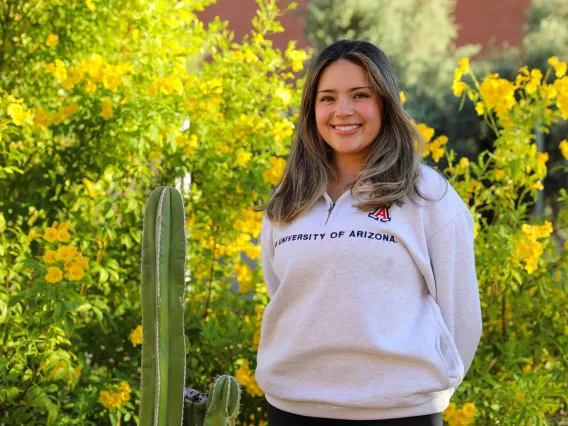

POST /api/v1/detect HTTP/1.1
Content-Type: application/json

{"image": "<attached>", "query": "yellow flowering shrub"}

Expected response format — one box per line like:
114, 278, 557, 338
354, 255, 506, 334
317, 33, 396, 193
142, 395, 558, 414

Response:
1, 0, 307, 424
424, 55, 568, 425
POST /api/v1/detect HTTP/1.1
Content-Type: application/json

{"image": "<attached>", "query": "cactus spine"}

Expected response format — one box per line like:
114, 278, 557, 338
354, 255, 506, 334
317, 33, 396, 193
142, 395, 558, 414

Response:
140, 187, 187, 426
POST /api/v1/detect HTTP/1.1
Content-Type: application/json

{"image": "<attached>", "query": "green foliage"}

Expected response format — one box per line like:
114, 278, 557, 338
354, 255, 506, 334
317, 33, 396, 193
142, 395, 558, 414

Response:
0, 0, 307, 424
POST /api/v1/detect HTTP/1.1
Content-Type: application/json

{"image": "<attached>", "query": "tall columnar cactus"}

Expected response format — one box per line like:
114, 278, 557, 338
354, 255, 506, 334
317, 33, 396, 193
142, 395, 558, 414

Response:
140, 186, 242, 426
140, 187, 187, 426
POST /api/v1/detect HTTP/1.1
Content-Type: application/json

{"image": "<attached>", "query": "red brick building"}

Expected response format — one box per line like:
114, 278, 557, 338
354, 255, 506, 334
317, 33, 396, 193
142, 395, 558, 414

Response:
196, 0, 532, 55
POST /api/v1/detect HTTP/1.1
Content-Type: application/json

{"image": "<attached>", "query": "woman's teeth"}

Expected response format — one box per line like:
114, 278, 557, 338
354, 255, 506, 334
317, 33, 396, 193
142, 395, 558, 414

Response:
333, 124, 361, 131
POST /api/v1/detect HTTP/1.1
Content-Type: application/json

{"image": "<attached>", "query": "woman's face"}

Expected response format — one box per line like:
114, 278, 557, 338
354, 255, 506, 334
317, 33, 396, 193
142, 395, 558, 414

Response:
314, 59, 384, 159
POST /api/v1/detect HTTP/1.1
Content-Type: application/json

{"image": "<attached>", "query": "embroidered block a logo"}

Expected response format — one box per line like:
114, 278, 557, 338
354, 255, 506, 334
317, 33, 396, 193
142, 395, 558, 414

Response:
368, 206, 391, 223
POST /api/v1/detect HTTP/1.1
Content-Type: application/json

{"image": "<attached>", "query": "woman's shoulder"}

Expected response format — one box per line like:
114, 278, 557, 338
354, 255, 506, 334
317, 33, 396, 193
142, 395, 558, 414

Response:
414, 163, 471, 234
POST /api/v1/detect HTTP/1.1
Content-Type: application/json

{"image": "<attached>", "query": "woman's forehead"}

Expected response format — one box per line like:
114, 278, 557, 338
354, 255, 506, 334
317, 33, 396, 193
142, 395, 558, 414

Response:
316, 60, 370, 90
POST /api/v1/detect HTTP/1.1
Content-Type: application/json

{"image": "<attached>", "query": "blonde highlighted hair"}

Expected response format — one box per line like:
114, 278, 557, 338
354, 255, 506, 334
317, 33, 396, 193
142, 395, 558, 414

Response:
255, 39, 447, 225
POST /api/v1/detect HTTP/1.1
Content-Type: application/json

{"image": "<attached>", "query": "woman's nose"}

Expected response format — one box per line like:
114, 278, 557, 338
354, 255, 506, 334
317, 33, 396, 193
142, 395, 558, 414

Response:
335, 97, 354, 116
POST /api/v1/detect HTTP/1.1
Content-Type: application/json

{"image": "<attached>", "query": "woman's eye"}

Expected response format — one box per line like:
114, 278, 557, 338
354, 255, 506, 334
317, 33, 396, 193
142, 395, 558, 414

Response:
320, 93, 368, 102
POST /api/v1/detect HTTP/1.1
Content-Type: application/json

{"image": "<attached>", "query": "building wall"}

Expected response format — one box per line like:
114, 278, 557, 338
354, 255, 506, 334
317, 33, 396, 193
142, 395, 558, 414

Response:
453, 0, 532, 55
196, 0, 533, 55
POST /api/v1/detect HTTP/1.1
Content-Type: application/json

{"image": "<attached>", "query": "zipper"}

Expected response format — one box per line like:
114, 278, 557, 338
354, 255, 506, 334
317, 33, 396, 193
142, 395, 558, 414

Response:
324, 201, 335, 225
323, 187, 350, 226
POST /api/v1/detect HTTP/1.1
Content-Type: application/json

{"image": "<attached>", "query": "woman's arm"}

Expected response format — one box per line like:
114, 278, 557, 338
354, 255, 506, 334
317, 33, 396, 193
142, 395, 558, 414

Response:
427, 209, 483, 379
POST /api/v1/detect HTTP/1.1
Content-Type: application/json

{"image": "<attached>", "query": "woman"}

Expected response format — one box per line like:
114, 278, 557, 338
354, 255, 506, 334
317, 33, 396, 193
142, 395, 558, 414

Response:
253, 39, 482, 426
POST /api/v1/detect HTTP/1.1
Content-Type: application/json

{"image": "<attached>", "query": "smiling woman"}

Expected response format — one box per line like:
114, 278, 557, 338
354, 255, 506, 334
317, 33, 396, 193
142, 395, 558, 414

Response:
253, 39, 482, 425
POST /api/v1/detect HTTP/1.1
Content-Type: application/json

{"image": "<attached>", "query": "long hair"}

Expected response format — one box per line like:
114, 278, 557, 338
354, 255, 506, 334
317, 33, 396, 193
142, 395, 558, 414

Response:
254, 39, 447, 225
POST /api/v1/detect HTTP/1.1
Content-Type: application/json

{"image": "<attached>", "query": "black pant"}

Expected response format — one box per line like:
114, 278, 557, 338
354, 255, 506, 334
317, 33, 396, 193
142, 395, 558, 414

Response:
267, 400, 443, 426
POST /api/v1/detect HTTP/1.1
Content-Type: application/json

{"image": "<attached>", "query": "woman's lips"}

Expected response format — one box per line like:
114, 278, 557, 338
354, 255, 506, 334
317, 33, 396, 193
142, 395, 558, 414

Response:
331, 124, 362, 135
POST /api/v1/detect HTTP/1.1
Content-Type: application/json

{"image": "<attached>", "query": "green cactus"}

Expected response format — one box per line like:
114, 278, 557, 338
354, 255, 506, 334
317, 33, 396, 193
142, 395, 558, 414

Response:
203, 375, 241, 426
140, 186, 187, 426
140, 186, 242, 426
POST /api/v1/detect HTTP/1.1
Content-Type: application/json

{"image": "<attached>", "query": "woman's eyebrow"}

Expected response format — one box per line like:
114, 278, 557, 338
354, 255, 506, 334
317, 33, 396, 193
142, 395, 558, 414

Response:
316, 86, 372, 94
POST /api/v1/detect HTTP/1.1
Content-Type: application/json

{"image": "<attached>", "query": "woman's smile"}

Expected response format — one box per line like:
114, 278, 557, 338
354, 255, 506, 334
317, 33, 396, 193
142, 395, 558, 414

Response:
331, 124, 363, 135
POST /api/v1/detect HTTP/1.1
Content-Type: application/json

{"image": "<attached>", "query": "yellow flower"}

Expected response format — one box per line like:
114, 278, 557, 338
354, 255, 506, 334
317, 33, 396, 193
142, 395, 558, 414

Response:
416, 123, 435, 143
84, 79, 97, 93
85, 0, 96, 11
43, 227, 59, 243
452, 80, 467, 97
458, 57, 470, 74
51, 59, 68, 81
494, 168, 505, 181
27, 231, 42, 241
532, 181, 544, 190
252, 33, 265, 44
34, 109, 50, 127
117, 381, 131, 403
252, 328, 261, 351
538, 221, 553, 238
431, 146, 446, 163
542, 84, 557, 99
130, 325, 143, 346
55, 244, 77, 261
46, 34, 59, 47
548, 56, 560, 67
57, 227, 71, 242
462, 402, 476, 417
62, 78, 75, 90
554, 61, 567, 79
43, 250, 57, 264
558, 92, 568, 120
400, 91, 407, 104
45, 267, 63, 284
443, 402, 456, 419
244, 244, 260, 260
275, 87, 291, 106
263, 157, 286, 186
459, 157, 469, 168
66, 264, 85, 281
286, 49, 308, 72
453, 409, 473, 424
560, 139, 568, 160
244, 50, 258, 64
7, 103, 29, 126
522, 363, 532, 374
236, 150, 252, 168
480, 74, 516, 112
536, 152, 549, 164
475, 102, 484, 116
100, 100, 113, 119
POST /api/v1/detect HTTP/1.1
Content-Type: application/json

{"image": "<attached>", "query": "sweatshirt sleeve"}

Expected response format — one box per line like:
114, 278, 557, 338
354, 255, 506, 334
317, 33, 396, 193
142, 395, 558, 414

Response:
260, 213, 281, 298
427, 209, 483, 378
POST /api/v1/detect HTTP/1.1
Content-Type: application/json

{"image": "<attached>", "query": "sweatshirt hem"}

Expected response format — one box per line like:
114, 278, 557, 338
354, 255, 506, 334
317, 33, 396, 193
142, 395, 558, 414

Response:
265, 390, 454, 421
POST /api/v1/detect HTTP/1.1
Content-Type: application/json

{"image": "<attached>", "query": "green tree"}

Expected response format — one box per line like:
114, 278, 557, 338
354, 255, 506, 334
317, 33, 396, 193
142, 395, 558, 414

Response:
305, 0, 480, 95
